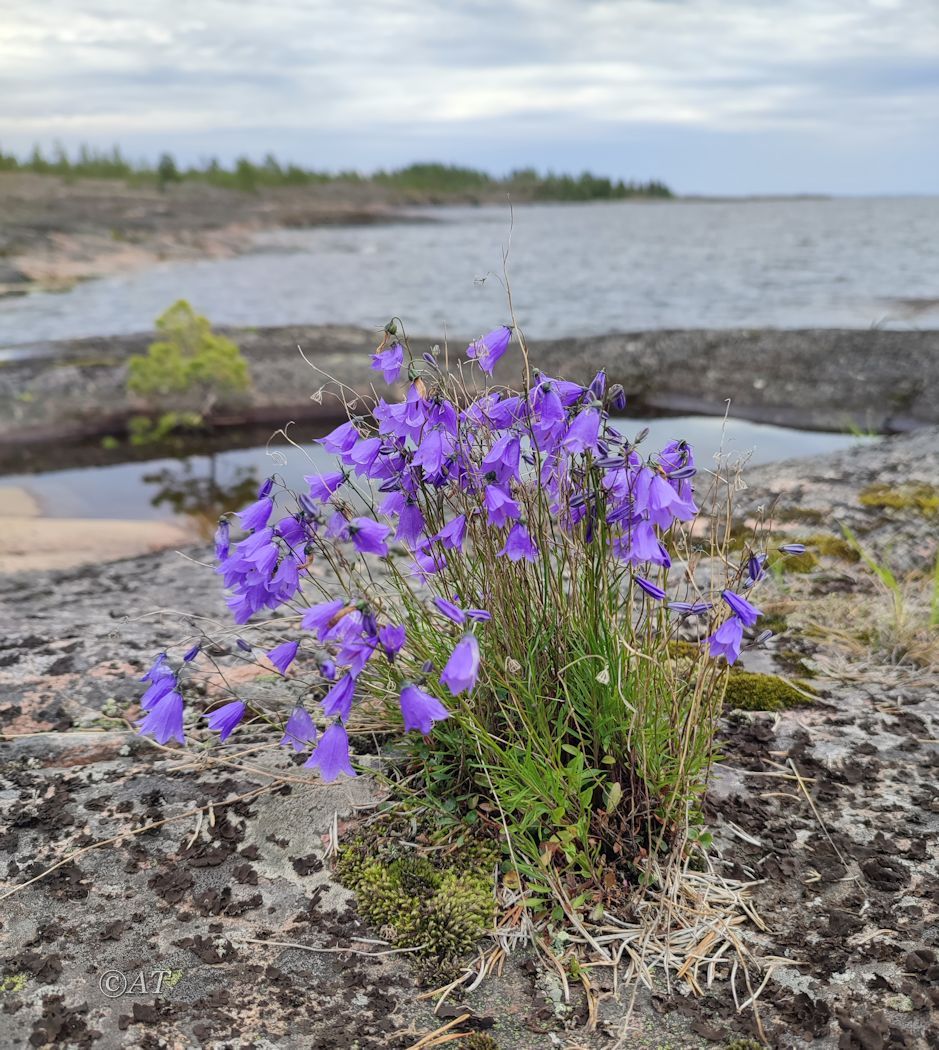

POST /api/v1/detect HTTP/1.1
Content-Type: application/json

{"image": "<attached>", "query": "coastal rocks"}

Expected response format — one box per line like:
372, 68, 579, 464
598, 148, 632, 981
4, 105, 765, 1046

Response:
529, 327, 939, 433
0, 171, 402, 291
739, 425, 939, 574
2, 325, 939, 455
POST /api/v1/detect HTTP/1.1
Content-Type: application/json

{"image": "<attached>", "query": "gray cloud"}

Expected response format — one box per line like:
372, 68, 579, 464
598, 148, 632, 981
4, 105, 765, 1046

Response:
0, 0, 936, 192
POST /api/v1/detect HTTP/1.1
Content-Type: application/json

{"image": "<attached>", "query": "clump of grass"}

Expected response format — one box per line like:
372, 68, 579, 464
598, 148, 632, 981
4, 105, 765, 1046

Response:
462, 1036, 499, 1050
797, 527, 939, 668
128, 292, 788, 1006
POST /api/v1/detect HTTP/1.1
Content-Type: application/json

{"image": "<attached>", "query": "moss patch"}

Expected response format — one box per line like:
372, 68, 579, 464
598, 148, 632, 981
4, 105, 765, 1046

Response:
463, 1037, 499, 1050
776, 549, 819, 574
773, 648, 817, 679
859, 483, 939, 517
776, 506, 827, 525
758, 611, 788, 636
336, 821, 498, 982
801, 533, 861, 563
0, 972, 27, 993
667, 641, 815, 708
723, 670, 814, 711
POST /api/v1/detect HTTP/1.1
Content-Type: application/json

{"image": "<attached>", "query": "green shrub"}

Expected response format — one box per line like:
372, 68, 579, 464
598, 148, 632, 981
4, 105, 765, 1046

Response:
127, 300, 250, 430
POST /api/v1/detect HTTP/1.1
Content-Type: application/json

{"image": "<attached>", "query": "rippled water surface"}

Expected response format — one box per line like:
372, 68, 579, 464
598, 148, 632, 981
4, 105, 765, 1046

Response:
1, 197, 937, 346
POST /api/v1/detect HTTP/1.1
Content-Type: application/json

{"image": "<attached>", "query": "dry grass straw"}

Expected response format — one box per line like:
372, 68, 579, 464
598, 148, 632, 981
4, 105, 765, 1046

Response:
417, 847, 780, 1040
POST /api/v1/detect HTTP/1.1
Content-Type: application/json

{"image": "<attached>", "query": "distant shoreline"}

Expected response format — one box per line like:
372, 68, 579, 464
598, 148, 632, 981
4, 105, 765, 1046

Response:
5, 171, 925, 297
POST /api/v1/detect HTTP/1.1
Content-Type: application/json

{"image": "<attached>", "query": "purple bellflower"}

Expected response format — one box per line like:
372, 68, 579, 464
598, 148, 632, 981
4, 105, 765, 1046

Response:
378, 624, 406, 661
280, 706, 317, 752
276, 514, 308, 549
348, 517, 391, 557
140, 651, 170, 683
371, 342, 405, 383
237, 496, 274, 532
747, 553, 768, 584
721, 590, 762, 627
321, 673, 356, 722
483, 485, 520, 527
305, 723, 356, 780
305, 471, 345, 503
707, 616, 745, 665
140, 673, 176, 710
204, 700, 247, 741
440, 633, 481, 695
562, 407, 602, 456
635, 576, 666, 601
395, 501, 426, 545
137, 689, 185, 745
498, 522, 539, 563
482, 434, 521, 484
612, 521, 670, 567
214, 520, 230, 560
266, 640, 299, 675
319, 419, 359, 455
668, 600, 713, 616
412, 428, 455, 478
433, 596, 466, 624
301, 598, 346, 638
399, 683, 451, 734
434, 514, 467, 551
433, 596, 489, 624
467, 325, 512, 374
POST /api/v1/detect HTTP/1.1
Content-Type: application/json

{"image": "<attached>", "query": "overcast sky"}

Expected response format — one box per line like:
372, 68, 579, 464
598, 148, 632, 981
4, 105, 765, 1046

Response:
1, 0, 937, 195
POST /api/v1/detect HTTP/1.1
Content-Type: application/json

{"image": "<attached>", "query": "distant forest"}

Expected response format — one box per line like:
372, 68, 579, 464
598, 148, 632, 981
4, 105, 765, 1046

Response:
0, 144, 673, 202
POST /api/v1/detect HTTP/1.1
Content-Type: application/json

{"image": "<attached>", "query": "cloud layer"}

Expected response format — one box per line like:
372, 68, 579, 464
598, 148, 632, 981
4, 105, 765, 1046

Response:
1, 0, 937, 193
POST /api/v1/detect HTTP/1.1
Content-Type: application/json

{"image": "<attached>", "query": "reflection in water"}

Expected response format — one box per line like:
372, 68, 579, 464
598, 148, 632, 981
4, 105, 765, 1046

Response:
3, 417, 875, 526
142, 457, 259, 538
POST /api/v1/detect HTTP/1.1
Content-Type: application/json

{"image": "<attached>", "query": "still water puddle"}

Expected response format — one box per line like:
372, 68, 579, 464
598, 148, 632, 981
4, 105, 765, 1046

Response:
3, 415, 874, 531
